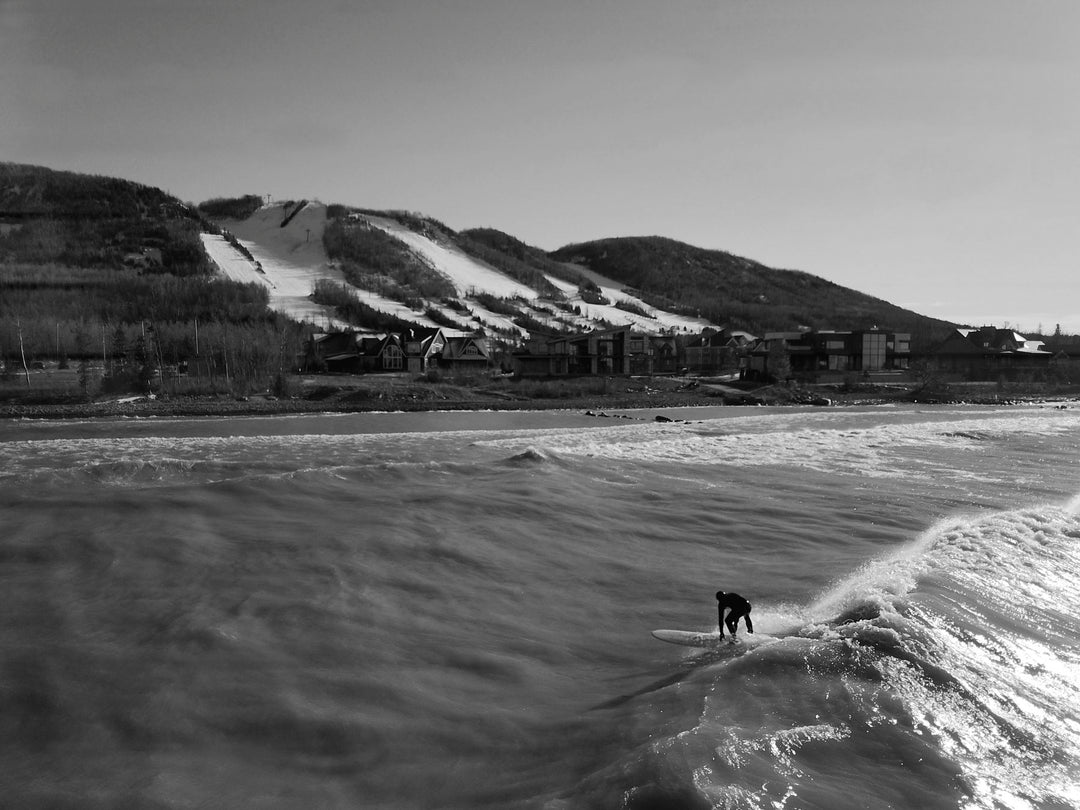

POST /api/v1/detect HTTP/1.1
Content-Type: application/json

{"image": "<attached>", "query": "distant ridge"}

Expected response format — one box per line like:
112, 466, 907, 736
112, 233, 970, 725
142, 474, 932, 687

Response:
550, 236, 955, 346
2, 162, 954, 347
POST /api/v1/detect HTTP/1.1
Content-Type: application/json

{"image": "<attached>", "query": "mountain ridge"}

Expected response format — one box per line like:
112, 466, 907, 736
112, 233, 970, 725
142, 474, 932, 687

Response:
2, 162, 955, 349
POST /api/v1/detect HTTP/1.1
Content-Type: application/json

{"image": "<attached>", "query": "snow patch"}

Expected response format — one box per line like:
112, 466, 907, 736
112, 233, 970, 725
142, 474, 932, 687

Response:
359, 214, 539, 301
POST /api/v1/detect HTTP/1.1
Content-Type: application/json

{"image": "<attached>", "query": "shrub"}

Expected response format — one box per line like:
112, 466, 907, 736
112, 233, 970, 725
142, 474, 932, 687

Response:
196, 195, 264, 220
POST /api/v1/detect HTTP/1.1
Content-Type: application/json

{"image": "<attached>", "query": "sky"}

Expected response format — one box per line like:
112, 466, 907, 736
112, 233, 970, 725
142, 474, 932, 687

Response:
3, 0, 1078, 333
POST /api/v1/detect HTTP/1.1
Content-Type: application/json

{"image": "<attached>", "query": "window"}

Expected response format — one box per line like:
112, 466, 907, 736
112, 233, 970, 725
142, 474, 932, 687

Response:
862, 333, 887, 370
383, 345, 403, 370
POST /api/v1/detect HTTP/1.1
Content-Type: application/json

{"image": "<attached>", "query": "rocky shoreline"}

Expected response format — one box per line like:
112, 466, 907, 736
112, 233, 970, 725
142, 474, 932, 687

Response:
2, 377, 1077, 422
0, 389, 716, 421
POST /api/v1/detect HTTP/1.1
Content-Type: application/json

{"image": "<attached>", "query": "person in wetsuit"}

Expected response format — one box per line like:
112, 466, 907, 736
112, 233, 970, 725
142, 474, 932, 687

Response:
716, 591, 754, 640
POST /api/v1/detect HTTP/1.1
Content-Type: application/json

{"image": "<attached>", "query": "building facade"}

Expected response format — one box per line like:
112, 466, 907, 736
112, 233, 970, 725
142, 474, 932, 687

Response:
928, 327, 1051, 380
513, 326, 678, 377
307, 327, 489, 375
744, 329, 912, 381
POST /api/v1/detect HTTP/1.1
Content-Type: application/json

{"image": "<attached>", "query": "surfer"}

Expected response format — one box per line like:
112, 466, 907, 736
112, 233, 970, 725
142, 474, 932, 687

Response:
716, 591, 753, 640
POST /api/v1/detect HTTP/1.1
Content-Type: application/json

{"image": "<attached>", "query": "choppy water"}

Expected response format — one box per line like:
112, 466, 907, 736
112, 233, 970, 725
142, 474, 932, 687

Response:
2, 403, 1079, 810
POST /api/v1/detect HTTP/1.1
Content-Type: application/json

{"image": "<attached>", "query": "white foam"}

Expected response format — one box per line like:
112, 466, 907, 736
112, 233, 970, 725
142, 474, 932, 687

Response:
474, 407, 1080, 482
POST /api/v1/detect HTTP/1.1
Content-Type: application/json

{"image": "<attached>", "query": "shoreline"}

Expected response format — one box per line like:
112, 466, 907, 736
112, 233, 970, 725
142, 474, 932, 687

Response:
2, 378, 1077, 422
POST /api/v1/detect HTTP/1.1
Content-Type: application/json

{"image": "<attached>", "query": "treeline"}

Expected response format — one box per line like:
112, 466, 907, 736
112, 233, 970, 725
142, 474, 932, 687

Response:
1, 265, 298, 387
2, 263, 271, 323
450, 229, 565, 298
2, 313, 307, 396
0, 216, 211, 276
1, 162, 179, 220
323, 218, 456, 300
310, 279, 427, 333
0, 164, 309, 397
197, 195, 264, 221
459, 228, 585, 289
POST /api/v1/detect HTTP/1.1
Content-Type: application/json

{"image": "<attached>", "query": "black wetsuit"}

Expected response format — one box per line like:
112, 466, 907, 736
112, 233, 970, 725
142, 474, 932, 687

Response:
717, 591, 754, 637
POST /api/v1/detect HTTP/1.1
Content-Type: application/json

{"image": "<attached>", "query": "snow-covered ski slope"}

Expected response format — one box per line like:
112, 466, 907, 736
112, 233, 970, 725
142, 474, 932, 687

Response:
202, 202, 720, 337
360, 214, 537, 300
359, 213, 714, 333
201, 202, 442, 330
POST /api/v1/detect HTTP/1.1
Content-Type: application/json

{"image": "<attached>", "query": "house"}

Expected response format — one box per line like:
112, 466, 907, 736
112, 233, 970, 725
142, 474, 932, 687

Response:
684, 328, 757, 374
513, 326, 678, 377
929, 327, 1052, 380
439, 333, 491, 371
308, 327, 491, 375
307, 331, 405, 373
744, 329, 912, 381
403, 327, 491, 374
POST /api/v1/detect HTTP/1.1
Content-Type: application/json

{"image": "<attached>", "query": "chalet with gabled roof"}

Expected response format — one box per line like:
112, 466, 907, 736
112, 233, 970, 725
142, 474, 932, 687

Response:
929, 327, 1051, 380
404, 327, 490, 373
307, 331, 406, 374
307, 327, 489, 375
684, 328, 756, 374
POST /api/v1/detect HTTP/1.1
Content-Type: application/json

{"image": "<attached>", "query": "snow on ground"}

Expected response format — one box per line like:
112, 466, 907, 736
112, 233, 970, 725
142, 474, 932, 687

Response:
361, 211, 717, 335
544, 267, 718, 333
202, 201, 719, 339
463, 301, 526, 337
202, 201, 432, 330
200, 231, 346, 329
200, 233, 259, 284
359, 214, 539, 300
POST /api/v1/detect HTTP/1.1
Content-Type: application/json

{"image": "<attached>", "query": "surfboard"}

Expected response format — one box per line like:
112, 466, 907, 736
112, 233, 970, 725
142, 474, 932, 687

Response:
652, 629, 736, 648
651, 629, 774, 649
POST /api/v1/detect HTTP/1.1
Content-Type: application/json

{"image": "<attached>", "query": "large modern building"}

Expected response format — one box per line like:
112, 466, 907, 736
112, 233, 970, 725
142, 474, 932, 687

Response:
513, 326, 678, 377
744, 329, 912, 381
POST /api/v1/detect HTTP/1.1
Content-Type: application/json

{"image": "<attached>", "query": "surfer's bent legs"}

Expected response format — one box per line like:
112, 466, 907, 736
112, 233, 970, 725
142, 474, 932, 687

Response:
725, 606, 752, 636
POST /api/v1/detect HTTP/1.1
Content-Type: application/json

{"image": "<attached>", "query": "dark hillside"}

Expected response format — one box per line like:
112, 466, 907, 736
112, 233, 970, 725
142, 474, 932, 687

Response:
0, 162, 179, 220
0, 164, 302, 399
551, 236, 954, 347
1, 162, 208, 274
456, 228, 582, 295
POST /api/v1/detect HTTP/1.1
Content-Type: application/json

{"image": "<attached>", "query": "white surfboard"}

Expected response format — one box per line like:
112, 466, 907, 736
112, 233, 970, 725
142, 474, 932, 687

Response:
651, 629, 772, 649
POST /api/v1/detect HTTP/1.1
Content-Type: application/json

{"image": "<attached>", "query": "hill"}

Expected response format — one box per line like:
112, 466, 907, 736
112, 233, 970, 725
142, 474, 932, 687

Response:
197, 200, 721, 342
0, 163, 306, 398
550, 236, 955, 348
4, 162, 962, 405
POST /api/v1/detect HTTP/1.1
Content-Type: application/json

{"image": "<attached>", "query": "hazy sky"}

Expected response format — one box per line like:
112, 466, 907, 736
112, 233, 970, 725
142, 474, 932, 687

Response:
3, 0, 1078, 332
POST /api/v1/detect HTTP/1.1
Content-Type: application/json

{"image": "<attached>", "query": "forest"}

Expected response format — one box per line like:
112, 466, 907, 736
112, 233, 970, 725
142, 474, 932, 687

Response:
0, 164, 307, 399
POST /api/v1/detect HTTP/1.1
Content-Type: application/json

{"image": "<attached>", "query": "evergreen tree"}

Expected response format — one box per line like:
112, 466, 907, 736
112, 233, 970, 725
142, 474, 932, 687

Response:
767, 339, 792, 383
110, 324, 127, 375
